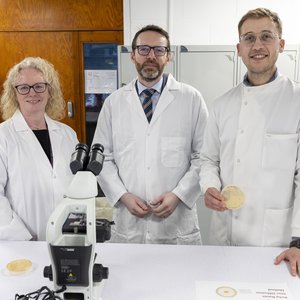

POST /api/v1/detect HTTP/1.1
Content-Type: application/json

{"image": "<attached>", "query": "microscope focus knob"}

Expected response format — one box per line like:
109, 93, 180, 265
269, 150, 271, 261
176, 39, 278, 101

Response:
93, 263, 109, 282
43, 265, 53, 281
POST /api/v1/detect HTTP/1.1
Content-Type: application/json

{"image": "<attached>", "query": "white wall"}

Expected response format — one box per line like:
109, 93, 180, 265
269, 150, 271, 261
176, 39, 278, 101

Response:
124, 0, 300, 45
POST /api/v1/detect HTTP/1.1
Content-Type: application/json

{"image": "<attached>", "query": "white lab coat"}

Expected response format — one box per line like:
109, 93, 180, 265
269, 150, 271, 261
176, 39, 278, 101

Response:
0, 110, 78, 241
200, 74, 300, 247
93, 74, 208, 244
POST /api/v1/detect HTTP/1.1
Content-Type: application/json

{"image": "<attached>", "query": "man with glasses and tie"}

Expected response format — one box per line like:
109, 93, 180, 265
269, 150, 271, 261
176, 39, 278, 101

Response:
93, 24, 208, 244
200, 8, 300, 276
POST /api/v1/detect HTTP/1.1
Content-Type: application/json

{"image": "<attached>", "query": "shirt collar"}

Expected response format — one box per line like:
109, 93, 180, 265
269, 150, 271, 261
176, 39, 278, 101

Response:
243, 69, 278, 86
136, 77, 163, 95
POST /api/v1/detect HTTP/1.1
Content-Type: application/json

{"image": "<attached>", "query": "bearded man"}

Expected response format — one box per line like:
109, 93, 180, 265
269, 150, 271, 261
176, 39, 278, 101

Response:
92, 24, 208, 244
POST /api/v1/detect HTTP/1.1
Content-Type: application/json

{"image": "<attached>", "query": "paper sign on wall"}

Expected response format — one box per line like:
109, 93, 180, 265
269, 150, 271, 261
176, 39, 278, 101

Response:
85, 70, 117, 94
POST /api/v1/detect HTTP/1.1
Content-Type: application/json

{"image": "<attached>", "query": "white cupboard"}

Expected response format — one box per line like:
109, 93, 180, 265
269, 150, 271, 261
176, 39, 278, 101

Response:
177, 45, 237, 110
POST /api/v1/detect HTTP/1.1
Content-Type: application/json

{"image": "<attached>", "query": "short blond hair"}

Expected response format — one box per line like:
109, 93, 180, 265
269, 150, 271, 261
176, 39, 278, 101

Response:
0, 57, 66, 120
238, 8, 282, 38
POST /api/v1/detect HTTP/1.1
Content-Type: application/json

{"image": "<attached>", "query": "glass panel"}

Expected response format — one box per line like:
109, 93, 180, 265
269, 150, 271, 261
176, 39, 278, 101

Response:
83, 43, 118, 147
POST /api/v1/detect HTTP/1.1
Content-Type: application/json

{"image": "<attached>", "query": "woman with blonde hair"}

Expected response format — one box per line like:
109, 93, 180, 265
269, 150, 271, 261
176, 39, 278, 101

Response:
0, 57, 78, 240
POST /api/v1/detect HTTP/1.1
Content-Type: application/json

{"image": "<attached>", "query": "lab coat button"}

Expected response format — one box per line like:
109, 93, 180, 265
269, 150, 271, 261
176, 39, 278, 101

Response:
244, 101, 248, 105
240, 129, 244, 134
237, 159, 240, 163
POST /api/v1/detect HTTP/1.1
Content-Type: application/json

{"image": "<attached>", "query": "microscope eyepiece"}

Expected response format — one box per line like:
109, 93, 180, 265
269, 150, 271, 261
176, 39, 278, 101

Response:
70, 143, 89, 174
87, 143, 105, 176
92, 143, 104, 153
70, 143, 105, 175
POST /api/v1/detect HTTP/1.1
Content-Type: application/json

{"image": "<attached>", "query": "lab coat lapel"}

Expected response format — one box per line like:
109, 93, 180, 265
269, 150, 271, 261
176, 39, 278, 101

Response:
13, 110, 53, 169
123, 75, 180, 125
13, 109, 31, 132
124, 79, 149, 122
45, 115, 62, 169
150, 75, 179, 125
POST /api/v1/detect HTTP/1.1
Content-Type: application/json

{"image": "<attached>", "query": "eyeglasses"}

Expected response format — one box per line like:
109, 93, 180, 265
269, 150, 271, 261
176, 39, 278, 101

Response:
15, 82, 48, 95
135, 45, 169, 56
239, 31, 279, 46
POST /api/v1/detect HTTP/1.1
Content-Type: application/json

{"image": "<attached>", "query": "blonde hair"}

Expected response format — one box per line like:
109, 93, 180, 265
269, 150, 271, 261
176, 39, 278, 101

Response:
238, 7, 282, 38
0, 57, 66, 120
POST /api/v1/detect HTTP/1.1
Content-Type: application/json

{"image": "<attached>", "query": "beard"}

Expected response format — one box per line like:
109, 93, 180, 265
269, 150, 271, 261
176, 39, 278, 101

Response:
135, 59, 164, 82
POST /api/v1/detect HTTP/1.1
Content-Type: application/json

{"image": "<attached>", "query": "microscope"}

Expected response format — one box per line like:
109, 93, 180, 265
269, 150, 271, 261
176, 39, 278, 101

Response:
44, 143, 112, 300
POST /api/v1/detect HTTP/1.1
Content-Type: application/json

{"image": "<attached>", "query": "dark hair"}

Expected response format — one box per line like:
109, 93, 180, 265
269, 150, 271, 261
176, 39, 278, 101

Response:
238, 7, 282, 38
131, 24, 170, 50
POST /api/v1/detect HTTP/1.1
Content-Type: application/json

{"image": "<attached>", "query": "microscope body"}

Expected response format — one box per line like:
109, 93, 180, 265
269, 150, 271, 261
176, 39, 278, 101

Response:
44, 144, 109, 300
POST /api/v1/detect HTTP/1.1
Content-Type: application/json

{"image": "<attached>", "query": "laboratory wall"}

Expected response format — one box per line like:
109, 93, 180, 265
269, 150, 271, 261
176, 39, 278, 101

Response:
124, 0, 300, 45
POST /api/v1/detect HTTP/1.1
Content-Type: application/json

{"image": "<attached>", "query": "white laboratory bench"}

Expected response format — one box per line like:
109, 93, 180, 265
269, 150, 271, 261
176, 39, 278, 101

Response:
0, 241, 299, 300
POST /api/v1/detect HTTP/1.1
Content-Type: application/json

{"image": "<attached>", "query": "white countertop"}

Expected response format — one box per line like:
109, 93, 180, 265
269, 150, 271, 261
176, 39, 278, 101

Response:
0, 241, 299, 299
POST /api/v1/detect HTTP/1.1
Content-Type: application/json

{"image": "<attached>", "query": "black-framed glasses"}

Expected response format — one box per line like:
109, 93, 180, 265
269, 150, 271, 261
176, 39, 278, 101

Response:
135, 45, 169, 56
239, 31, 279, 46
15, 82, 48, 95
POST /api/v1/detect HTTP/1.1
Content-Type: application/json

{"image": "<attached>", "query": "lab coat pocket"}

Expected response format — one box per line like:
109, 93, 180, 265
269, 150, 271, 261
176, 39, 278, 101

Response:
262, 133, 298, 170
161, 137, 186, 167
263, 207, 292, 247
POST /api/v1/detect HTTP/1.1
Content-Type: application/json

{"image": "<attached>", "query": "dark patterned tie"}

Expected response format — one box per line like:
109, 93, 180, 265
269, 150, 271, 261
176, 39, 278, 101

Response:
142, 89, 156, 123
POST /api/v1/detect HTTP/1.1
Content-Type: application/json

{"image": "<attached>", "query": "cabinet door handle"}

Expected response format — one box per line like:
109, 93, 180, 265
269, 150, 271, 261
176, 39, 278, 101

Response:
67, 101, 73, 118
225, 54, 234, 62
287, 54, 295, 61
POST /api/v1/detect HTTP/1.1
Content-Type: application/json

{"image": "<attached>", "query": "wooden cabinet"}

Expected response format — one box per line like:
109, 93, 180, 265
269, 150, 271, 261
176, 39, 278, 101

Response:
0, 31, 80, 131
0, 0, 123, 142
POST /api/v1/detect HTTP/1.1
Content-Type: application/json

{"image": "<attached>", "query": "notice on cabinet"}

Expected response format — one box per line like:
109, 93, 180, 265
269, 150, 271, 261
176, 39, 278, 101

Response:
196, 281, 294, 299
85, 70, 117, 94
